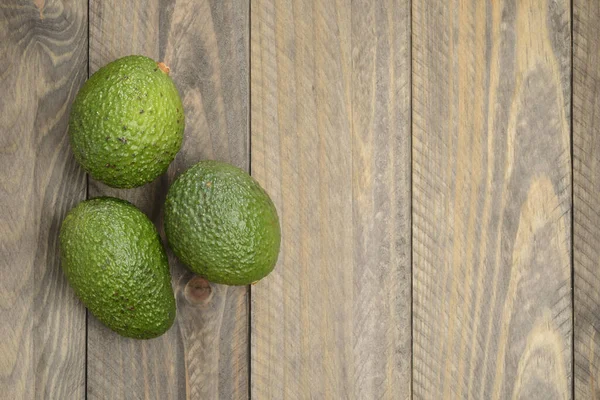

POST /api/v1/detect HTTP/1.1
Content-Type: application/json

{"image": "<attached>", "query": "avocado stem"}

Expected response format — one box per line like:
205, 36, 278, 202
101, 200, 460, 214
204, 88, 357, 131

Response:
157, 62, 170, 75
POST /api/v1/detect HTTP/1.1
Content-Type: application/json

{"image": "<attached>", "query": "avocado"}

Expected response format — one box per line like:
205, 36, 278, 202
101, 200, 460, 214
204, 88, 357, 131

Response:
68, 55, 185, 188
60, 197, 176, 339
164, 161, 281, 285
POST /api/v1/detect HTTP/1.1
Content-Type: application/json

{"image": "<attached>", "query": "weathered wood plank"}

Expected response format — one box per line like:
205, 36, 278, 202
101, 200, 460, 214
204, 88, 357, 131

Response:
574, 1, 600, 398
250, 0, 411, 398
350, 0, 411, 397
0, 0, 88, 398
412, 0, 572, 399
87, 0, 249, 398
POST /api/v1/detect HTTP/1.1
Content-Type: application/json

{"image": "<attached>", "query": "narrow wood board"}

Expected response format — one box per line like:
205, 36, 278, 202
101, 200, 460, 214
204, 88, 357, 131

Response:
250, 0, 411, 398
0, 0, 88, 398
412, 0, 572, 399
87, 0, 249, 398
574, 0, 600, 398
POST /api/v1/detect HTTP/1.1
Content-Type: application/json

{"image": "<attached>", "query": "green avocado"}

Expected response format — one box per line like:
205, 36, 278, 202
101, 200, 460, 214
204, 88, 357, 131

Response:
164, 161, 281, 285
68, 55, 184, 188
60, 197, 176, 339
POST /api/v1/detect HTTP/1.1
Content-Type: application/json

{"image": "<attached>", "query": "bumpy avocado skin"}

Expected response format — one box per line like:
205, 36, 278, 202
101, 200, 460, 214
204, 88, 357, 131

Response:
68, 55, 185, 188
164, 161, 281, 285
60, 197, 176, 339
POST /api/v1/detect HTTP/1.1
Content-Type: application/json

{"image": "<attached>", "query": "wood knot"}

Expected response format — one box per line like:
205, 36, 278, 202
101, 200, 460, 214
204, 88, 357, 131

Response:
34, 0, 45, 19
184, 276, 212, 305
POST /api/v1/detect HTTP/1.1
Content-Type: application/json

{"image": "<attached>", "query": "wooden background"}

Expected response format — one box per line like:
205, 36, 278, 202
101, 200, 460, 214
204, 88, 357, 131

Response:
2, 0, 600, 398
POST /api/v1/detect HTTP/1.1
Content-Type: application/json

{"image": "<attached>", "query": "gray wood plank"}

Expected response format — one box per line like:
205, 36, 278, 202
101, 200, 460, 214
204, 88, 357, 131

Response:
350, 0, 412, 397
0, 0, 88, 398
250, 0, 411, 398
574, 1, 600, 398
412, 0, 572, 399
87, 0, 249, 398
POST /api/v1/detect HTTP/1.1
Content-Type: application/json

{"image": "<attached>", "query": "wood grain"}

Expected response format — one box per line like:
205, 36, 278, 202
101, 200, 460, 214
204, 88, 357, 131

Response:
573, 1, 600, 398
87, 0, 249, 398
412, 0, 572, 399
250, 0, 411, 398
350, 0, 411, 397
0, 0, 88, 398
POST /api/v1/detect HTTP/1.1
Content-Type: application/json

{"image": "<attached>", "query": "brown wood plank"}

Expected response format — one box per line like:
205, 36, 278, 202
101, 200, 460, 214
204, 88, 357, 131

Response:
412, 0, 572, 399
0, 0, 88, 398
250, 0, 411, 398
87, 0, 249, 398
574, 1, 600, 398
